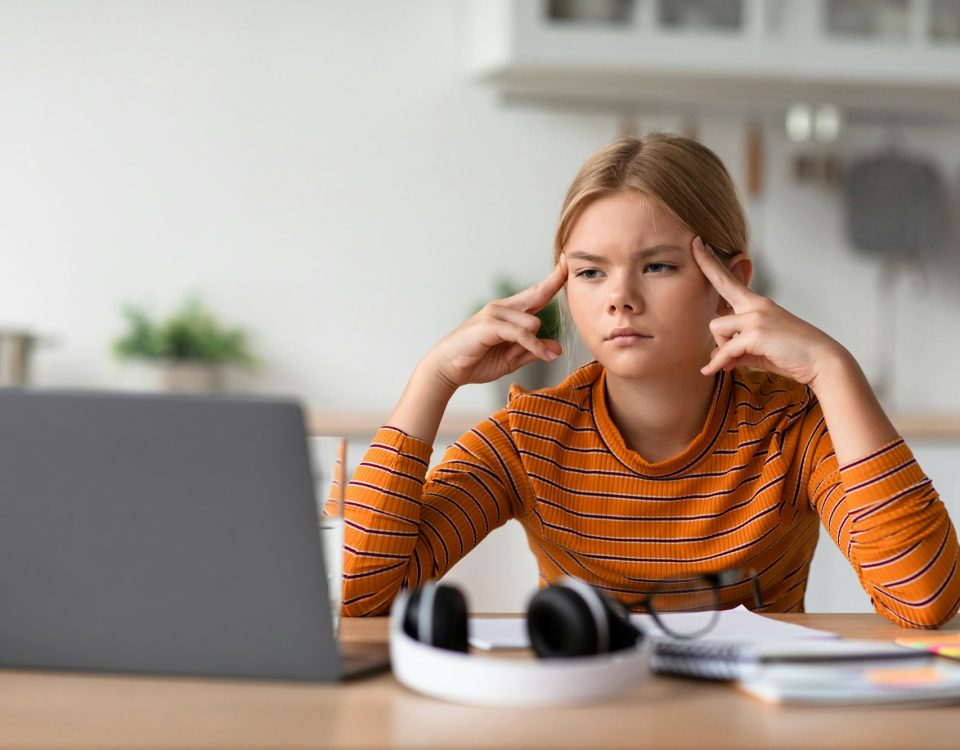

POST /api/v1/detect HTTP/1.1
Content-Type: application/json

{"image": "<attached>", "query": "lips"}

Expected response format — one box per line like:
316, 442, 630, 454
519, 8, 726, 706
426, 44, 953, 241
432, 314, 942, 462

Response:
607, 327, 651, 340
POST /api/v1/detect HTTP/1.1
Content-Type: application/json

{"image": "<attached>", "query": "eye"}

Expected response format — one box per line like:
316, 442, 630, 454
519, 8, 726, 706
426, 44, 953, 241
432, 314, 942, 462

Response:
574, 268, 603, 280
644, 262, 676, 274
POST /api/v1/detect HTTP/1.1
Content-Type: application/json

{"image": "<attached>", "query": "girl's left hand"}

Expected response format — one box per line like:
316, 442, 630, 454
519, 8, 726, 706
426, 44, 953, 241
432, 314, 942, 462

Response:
692, 236, 845, 388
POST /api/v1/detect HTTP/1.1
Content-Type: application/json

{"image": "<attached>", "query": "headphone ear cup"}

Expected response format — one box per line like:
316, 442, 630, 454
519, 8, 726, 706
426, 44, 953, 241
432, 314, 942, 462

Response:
402, 582, 469, 653
527, 586, 601, 658
527, 582, 644, 659
598, 592, 645, 652
400, 588, 424, 642
430, 584, 469, 653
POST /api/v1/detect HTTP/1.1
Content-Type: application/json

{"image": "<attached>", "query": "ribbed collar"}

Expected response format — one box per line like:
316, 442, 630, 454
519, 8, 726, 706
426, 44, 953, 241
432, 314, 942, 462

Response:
591, 367, 732, 478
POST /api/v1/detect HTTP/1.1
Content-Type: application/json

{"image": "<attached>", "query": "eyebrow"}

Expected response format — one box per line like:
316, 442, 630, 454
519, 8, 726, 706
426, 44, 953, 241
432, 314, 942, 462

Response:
566, 245, 686, 263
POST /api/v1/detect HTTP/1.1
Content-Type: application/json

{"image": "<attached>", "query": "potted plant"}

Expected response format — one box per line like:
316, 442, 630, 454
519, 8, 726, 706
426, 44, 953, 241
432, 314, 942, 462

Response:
473, 276, 564, 405
112, 298, 256, 392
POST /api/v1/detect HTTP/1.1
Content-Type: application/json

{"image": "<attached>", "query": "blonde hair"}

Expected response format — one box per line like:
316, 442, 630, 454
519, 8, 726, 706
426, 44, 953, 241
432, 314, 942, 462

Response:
554, 132, 749, 263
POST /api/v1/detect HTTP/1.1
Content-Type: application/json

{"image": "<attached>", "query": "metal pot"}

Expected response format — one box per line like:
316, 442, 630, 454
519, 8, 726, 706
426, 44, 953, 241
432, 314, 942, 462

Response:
0, 330, 38, 386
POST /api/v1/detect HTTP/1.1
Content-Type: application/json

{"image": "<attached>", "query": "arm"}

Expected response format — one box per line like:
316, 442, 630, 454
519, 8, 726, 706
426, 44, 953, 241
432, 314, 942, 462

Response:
692, 237, 960, 626
386, 256, 566, 445
805, 343, 898, 466
802, 409, 960, 628
693, 234, 899, 466
342, 258, 568, 615
342, 415, 530, 616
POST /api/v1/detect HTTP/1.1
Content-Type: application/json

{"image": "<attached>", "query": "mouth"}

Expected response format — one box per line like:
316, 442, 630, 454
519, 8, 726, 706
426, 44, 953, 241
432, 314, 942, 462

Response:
606, 328, 652, 342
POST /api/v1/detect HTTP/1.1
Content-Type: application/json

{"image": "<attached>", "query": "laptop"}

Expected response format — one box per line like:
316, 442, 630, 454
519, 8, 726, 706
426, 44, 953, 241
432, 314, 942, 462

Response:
0, 388, 389, 681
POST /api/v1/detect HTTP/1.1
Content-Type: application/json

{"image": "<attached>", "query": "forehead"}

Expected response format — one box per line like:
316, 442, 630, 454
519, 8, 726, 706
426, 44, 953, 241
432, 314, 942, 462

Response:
565, 191, 688, 249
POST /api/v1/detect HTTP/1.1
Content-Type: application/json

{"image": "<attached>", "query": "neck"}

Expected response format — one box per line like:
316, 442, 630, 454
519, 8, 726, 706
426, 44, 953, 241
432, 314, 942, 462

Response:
605, 368, 719, 461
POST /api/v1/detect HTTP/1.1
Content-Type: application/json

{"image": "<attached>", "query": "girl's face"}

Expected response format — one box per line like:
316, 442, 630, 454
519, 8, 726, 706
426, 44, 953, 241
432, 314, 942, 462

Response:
563, 190, 738, 381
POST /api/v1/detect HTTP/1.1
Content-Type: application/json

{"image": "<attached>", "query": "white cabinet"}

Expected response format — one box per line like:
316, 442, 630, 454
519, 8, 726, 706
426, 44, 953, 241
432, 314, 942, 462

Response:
462, 0, 960, 119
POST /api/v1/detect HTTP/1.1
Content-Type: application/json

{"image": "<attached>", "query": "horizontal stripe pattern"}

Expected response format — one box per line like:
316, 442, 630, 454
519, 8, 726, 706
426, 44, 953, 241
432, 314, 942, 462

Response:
343, 363, 960, 628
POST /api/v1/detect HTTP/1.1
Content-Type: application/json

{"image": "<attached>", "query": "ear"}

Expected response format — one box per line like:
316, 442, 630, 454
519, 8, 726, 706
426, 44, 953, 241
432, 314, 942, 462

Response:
728, 254, 753, 287
716, 254, 754, 314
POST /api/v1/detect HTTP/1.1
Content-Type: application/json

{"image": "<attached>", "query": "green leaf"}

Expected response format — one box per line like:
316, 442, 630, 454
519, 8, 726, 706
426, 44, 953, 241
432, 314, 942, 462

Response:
112, 297, 257, 368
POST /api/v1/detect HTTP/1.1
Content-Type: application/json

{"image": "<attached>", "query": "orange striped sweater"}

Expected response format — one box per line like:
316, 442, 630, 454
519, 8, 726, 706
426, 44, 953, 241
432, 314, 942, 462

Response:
343, 363, 960, 627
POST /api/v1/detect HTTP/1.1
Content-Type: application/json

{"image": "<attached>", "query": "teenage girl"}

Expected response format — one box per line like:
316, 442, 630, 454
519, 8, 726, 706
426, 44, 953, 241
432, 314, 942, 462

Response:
343, 133, 959, 628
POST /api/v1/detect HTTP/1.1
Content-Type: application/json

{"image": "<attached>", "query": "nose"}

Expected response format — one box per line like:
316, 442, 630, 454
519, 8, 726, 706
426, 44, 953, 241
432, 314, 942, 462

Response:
607, 272, 642, 315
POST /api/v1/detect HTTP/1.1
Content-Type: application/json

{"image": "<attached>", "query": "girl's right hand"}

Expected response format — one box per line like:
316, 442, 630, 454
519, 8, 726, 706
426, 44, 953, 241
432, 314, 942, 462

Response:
425, 256, 568, 390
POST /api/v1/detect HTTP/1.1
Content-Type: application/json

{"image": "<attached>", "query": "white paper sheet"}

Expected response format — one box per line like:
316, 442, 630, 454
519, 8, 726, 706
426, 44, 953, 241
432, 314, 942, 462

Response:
631, 605, 837, 642
468, 605, 836, 651
468, 617, 531, 650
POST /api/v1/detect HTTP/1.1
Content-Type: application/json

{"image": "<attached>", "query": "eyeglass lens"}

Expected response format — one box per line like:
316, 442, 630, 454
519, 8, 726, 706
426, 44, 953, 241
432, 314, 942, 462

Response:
648, 575, 721, 638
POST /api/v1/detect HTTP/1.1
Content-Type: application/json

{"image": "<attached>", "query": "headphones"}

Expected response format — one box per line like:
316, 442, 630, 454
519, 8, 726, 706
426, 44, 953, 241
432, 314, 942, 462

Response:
389, 576, 650, 706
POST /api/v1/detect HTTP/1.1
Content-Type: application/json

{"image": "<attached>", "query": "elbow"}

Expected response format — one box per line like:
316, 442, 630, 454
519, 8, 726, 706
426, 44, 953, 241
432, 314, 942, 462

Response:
876, 591, 960, 630
908, 599, 960, 630
341, 585, 397, 618
341, 562, 407, 618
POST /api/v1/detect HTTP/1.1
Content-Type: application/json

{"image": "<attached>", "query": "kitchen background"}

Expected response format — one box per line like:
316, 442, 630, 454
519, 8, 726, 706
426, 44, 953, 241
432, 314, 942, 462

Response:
3, 0, 960, 613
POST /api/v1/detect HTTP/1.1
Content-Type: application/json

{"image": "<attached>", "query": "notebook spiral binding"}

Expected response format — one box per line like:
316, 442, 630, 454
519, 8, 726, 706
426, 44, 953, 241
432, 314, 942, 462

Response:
650, 639, 756, 681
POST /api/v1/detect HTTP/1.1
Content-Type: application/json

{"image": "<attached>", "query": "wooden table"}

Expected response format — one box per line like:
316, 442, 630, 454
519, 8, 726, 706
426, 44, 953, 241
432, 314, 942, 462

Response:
1, 614, 958, 749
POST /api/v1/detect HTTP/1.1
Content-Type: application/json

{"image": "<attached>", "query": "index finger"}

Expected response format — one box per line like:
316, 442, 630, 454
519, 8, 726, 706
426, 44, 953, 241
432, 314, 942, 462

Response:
506, 254, 568, 314
691, 236, 751, 312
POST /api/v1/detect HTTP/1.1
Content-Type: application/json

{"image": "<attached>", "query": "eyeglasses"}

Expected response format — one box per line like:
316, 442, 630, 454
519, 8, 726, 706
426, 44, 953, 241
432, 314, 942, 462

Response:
623, 568, 763, 640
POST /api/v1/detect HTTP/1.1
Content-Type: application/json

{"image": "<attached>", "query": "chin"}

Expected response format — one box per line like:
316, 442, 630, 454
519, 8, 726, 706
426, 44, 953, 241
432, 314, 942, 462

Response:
593, 352, 660, 380
596, 350, 702, 382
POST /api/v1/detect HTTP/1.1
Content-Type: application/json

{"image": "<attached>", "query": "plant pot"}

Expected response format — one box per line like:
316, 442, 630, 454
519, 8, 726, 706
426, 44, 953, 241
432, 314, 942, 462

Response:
0, 330, 37, 386
158, 361, 224, 393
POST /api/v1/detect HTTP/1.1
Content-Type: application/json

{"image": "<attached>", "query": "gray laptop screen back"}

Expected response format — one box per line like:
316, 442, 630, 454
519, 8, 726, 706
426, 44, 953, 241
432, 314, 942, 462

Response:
0, 389, 339, 681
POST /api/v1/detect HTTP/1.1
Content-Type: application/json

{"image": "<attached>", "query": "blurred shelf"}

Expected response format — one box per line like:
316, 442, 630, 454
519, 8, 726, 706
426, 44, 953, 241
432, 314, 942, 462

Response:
309, 409, 960, 442
463, 0, 960, 122
887, 414, 960, 441
308, 411, 489, 440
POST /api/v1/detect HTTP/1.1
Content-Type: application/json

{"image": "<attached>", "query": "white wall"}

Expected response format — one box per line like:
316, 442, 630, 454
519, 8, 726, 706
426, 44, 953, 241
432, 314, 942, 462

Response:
5, 0, 960, 413
4, 0, 960, 612
1, 0, 619, 414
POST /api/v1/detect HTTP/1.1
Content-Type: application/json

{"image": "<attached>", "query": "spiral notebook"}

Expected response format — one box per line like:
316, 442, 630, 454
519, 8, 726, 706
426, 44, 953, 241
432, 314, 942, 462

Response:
634, 607, 923, 681
651, 636, 927, 681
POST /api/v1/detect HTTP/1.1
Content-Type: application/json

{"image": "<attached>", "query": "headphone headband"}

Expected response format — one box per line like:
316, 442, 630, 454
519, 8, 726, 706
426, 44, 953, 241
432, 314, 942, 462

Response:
389, 602, 650, 707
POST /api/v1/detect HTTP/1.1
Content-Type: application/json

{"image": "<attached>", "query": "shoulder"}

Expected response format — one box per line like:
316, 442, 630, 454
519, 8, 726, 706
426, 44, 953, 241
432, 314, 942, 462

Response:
447, 364, 601, 458
730, 367, 816, 427
438, 365, 603, 487
505, 361, 602, 422
483, 362, 604, 453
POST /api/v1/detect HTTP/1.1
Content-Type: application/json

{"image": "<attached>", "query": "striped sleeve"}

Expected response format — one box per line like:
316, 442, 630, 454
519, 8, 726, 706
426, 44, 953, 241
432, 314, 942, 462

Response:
342, 413, 528, 616
803, 409, 960, 628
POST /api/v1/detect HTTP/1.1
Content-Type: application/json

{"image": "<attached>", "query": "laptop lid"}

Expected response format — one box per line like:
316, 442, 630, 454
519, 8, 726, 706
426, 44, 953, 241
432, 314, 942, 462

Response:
0, 388, 345, 681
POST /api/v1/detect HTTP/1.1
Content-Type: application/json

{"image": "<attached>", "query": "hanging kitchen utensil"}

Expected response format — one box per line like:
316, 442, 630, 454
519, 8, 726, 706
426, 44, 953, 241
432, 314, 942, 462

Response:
843, 149, 950, 257
743, 121, 773, 297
